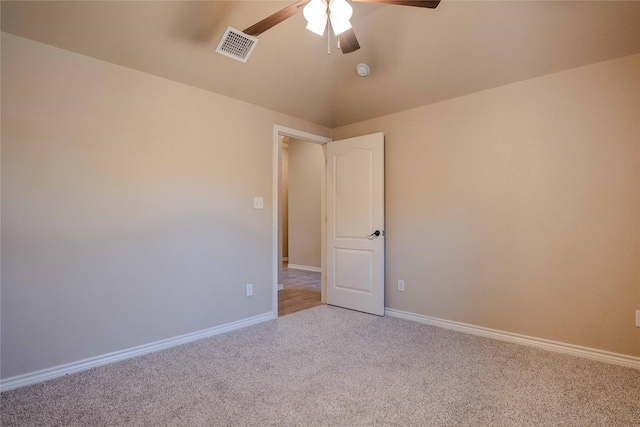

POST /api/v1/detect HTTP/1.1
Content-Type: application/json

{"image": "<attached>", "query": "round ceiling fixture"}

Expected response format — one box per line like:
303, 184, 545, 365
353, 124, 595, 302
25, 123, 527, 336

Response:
356, 63, 370, 77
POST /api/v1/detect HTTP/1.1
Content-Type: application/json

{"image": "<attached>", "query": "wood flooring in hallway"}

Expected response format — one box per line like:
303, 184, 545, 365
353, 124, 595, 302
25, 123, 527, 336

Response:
278, 264, 322, 316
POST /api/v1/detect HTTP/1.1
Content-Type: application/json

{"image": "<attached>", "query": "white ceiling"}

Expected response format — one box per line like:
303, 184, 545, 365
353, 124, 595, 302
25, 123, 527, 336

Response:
2, 1, 640, 128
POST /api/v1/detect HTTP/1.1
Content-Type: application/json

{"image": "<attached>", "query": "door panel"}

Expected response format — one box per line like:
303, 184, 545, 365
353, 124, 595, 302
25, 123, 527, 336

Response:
334, 248, 373, 293
326, 133, 384, 316
335, 148, 373, 238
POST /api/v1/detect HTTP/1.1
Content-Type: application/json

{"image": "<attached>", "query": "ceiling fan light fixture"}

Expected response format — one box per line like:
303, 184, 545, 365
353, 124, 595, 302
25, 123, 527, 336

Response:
329, 16, 351, 36
304, 0, 353, 37
329, 0, 352, 36
306, 17, 327, 36
329, 0, 353, 21
303, 0, 328, 34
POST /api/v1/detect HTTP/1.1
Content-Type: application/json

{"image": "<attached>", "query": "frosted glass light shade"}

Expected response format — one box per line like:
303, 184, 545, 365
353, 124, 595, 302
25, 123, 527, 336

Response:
303, 0, 328, 36
329, 0, 352, 36
329, 0, 353, 21
306, 18, 327, 36
329, 15, 351, 36
304, 0, 327, 23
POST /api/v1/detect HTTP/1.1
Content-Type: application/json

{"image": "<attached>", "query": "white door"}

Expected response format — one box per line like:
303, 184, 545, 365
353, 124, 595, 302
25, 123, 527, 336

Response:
326, 133, 385, 316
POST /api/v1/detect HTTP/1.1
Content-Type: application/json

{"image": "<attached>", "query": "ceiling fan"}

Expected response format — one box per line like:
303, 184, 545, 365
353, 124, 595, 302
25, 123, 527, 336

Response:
243, 0, 441, 54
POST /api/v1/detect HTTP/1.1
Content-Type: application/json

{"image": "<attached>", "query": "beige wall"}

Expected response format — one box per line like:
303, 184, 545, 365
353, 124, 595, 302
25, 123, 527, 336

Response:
2, 31, 639, 384
335, 54, 640, 357
0, 33, 331, 379
287, 139, 323, 269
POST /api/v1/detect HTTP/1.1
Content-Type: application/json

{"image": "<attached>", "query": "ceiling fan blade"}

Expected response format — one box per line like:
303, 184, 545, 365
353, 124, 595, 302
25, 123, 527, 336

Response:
352, 0, 440, 8
338, 28, 361, 54
243, 0, 311, 37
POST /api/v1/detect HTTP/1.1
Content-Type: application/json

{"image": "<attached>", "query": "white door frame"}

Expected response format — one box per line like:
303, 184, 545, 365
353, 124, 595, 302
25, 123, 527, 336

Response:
272, 125, 332, 316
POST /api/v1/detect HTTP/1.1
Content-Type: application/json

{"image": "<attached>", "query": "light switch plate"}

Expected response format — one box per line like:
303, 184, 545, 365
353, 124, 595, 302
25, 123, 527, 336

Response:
253, 197, 264, 209
636, 310, 640, 327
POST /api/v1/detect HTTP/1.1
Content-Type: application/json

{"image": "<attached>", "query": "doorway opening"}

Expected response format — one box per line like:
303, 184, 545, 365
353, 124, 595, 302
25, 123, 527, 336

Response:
272, 125, 331, 317
279, 136, 325, 316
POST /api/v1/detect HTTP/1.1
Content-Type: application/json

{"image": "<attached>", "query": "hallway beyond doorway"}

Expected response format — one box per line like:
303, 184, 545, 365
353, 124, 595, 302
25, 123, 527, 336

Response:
278, 263, 322, 316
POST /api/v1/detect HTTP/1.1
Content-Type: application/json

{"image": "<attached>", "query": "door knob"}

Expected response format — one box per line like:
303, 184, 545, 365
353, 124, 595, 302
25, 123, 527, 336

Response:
367, 230, 381, 239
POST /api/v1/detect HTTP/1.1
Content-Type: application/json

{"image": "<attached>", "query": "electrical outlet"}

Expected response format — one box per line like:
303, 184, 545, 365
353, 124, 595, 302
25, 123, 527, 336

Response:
246, 283, 253, 297
636, 310, 640, 327
253, 197, 264, 209
398, 280, 405, 292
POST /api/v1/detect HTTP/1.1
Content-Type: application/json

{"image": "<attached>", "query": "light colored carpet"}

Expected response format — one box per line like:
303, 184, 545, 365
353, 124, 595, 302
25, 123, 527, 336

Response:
2, 305, 639, 426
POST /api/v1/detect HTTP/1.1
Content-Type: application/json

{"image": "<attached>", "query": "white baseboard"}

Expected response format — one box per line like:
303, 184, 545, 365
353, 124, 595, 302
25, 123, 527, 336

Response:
0, 311, 276, 392
385, 308, 640, 370
287, 264, 322, 273
278, 283, 284, 291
